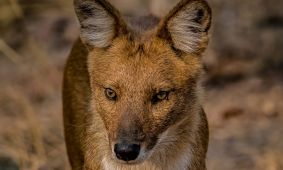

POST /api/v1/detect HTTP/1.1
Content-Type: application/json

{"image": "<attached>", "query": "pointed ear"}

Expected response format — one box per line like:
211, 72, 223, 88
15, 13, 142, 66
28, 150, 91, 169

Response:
157, 0, 212, 54
74, 0, 128, 48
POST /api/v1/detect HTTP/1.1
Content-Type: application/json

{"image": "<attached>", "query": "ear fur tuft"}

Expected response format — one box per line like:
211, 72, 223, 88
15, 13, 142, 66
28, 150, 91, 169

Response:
74, 0, 127, 48
157, 0, 212, 54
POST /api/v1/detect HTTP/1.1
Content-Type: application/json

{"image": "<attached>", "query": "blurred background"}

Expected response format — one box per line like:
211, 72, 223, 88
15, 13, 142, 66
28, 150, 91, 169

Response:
0, 0, 283, 169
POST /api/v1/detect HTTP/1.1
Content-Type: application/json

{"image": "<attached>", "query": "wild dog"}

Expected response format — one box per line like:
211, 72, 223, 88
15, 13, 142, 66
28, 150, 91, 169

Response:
63, 0, 212, 169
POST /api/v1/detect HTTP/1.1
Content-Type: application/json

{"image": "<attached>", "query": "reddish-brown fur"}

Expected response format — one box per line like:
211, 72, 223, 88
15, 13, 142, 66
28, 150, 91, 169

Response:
63, 0, 211, 169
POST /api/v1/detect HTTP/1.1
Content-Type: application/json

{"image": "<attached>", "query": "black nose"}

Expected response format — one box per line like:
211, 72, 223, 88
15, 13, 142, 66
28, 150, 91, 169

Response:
114, 143, 140, 161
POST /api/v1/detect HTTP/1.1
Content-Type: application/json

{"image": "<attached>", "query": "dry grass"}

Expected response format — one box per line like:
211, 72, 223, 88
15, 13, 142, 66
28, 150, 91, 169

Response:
0, 0, 282, 169
0, 38, 21, 64
0, 1, 71, 169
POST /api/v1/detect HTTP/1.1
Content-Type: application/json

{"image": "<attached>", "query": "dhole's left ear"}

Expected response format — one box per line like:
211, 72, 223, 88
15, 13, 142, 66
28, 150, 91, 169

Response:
157, 0, 212, 54
74, 0, 128, 48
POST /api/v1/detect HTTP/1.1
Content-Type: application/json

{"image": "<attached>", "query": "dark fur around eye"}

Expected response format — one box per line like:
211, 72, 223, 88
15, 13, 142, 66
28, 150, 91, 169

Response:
151, 91, 170, 104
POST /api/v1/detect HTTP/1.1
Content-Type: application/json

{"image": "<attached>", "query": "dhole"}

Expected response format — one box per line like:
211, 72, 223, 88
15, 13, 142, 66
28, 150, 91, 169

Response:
63, 0, 212, 169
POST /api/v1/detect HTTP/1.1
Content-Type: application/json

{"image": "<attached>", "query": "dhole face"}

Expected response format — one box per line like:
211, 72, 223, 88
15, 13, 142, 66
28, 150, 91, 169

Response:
88, 37, 202, 163
73, 0, 211, 165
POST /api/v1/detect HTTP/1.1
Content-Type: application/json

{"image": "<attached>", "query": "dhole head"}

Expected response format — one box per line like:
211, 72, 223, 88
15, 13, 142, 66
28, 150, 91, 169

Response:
74, 0, 211, 164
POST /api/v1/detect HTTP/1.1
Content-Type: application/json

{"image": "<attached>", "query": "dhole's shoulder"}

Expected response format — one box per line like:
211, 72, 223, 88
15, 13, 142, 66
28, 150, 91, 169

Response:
68, 39, 88, 62
64, 38, 89, 87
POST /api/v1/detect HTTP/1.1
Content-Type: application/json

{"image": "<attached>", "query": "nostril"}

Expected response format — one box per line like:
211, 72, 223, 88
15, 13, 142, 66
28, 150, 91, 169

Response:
114, 143, 140, 161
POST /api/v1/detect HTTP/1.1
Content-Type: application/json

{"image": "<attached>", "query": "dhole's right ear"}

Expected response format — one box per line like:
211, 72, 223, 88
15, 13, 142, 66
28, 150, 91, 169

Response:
74, 0, 128, 48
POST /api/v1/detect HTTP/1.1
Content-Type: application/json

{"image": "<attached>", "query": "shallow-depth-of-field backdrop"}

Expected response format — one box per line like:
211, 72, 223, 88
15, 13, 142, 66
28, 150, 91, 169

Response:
0, 0, 283, 170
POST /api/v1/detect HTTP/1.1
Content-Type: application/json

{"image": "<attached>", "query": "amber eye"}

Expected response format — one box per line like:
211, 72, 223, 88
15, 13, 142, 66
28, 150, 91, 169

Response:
105, 88, 117, 101
157, 91, 169, 100
152, 91, 170, 104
